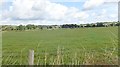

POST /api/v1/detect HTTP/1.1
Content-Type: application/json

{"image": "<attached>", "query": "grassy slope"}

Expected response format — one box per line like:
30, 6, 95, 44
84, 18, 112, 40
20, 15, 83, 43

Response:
2, 27, 118, 65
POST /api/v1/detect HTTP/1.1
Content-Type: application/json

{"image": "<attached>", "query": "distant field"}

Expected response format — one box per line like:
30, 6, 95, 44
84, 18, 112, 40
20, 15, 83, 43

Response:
2, 27, 118, 65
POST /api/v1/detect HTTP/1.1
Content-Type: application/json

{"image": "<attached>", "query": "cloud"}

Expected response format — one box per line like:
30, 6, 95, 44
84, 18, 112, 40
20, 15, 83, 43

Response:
83, 0, 120, 10
0, 14, 1, 22
89, 8, 117, 22
110, 14, 117, 18
72, 12, 89, 20
1, 0, 89, 25
0, 0, 2, 5
83, 0, 105, 10
105, 0, 119, 2
1, 0, 118, 25
50, 0, 119, 2
0, 0, 5, 5
10, 0, 70, 20
44, 2, 68, 20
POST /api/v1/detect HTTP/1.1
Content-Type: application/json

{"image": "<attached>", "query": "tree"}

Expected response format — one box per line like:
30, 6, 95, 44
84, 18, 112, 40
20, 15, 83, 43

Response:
26, 24, 32, 30
86, 24, 91, 27
97, 23, 104, 27
116, 22, 120, 26
4, 26, 14, 31
17, 25, 25, 31
49, 26, 52, 29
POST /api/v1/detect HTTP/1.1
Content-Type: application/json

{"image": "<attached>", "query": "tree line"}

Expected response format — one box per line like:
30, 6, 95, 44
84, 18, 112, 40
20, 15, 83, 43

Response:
1, 22, 120, 31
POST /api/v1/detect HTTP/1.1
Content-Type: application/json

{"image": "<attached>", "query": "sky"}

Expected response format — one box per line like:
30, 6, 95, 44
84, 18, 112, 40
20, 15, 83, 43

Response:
0, 0, 119, 25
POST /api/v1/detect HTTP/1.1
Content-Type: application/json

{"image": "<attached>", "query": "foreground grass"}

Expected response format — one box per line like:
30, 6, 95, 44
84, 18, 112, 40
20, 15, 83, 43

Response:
2, 27, 118, 65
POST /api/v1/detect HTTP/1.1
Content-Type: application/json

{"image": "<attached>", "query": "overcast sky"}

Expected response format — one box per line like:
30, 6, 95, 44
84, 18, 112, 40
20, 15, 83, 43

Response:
0, 0, 119, 25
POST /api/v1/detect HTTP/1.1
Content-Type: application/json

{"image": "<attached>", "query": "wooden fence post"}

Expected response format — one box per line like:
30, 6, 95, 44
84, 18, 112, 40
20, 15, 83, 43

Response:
29, 49, 34, 65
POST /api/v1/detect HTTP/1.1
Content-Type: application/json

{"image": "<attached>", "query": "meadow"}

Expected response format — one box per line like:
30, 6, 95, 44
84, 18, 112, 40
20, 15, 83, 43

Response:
2, 27, 118, 65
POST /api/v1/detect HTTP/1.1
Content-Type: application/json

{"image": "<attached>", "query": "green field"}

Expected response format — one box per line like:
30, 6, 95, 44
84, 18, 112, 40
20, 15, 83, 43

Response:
0, 31, 2, 66
2, 27, 118, 65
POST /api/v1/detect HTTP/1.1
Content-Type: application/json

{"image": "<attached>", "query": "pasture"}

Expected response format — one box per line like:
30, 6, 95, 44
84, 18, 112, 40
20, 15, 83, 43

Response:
2, 27, 118, 65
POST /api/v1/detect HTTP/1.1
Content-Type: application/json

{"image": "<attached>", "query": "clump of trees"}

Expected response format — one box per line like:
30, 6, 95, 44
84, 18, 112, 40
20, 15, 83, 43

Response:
1, 22, 120, 31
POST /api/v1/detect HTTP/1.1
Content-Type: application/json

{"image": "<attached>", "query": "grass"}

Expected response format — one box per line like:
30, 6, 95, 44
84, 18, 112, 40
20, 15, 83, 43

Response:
2, 27, 118, 65
0, 31, 2, 66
